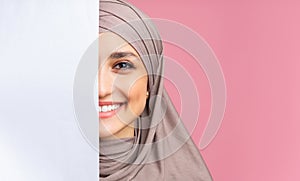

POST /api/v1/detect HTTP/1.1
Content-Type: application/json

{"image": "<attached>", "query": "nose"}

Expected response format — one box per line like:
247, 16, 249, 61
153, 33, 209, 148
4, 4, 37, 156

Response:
98, 65, 113, 98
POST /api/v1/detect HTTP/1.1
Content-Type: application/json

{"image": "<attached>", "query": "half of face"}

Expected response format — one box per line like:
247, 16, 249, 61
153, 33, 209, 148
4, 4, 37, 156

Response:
99, 32, 148, 139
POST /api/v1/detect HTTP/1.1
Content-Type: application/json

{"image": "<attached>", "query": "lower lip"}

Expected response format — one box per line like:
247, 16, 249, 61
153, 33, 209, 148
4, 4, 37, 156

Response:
99, 104, 124, 119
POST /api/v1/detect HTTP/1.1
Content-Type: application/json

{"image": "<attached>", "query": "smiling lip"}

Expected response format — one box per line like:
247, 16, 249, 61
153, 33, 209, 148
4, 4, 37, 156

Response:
99, 101, 125, 119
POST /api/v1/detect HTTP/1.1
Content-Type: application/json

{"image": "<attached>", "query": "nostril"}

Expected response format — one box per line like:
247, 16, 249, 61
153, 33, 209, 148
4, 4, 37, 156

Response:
98, 70, 113, 97
98, 79, 114, 98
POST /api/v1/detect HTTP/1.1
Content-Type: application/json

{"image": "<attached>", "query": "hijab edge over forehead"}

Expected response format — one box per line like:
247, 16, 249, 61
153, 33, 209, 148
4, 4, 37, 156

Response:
100, 0, 163, 89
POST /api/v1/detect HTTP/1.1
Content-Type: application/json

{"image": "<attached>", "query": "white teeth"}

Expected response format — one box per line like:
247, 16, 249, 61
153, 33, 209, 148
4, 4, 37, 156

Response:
99, 104, 121, 113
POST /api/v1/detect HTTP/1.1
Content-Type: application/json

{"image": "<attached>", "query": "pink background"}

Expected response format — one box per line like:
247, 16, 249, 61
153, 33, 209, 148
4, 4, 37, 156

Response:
127, 0, 300, 180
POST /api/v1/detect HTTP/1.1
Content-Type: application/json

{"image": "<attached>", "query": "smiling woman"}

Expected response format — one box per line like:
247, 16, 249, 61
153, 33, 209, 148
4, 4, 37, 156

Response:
99, 32, 148, 139
99, 0, 212, 180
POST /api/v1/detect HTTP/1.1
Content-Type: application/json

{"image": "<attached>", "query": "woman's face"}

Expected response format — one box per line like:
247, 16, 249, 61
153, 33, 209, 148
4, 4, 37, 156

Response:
99, 32, 148, 139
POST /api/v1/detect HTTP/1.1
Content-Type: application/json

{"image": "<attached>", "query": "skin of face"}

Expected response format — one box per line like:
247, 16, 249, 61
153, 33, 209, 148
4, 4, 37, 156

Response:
99, 32, 148, 139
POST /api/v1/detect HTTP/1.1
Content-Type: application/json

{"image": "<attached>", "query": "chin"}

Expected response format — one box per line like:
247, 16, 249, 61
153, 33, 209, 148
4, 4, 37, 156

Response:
99, 123, 123, 139
99, 127, 117, 139
99, 132, 111, 138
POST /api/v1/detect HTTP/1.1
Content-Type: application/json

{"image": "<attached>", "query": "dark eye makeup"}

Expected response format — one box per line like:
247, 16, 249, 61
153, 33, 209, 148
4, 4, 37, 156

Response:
112, 60, 135, 71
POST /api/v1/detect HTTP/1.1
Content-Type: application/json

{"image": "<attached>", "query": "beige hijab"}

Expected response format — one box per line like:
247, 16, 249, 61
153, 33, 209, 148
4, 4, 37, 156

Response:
99, 0, 213, 180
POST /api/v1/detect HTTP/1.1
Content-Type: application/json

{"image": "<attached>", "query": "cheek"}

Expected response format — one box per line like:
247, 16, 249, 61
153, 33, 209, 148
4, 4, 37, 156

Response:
128, 76, 148, 116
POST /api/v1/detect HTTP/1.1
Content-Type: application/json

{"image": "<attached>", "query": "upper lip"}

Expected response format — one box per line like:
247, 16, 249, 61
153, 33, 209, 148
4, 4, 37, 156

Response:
99, 101, 124, 106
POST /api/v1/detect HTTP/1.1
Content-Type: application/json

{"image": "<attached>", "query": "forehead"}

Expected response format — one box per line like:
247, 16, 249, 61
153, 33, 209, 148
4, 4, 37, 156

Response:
99, 32, 136, 61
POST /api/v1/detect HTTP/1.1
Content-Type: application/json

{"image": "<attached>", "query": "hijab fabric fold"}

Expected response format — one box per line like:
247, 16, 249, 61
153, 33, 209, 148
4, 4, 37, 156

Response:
99, 0, 213, 180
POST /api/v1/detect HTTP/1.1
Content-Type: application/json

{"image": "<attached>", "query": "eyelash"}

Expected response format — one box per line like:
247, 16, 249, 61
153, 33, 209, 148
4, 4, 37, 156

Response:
112, 61, 135, 71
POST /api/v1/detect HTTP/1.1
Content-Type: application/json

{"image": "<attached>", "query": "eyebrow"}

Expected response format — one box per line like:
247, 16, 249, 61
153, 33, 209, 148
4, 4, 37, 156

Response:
108, 51, 138, 60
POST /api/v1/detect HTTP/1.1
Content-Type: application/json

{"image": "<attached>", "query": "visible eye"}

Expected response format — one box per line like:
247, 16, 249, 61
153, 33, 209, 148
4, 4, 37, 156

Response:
113, 61, 135, 70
